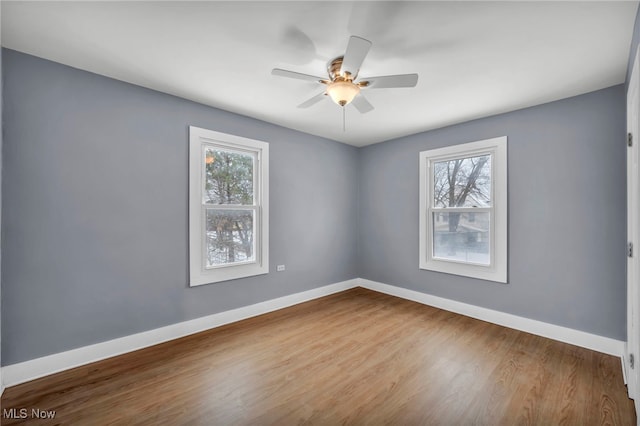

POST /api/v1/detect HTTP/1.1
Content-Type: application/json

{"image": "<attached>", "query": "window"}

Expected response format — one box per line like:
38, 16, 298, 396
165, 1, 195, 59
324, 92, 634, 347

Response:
419, 136, 507, 283
189, 126, 269, 286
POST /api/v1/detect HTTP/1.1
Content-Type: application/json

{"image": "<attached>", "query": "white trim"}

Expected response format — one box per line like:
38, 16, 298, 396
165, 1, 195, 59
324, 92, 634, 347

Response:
1, 279, 359, 388
2, 278, 625, 389
419, 136, 508, 283
627, 44, 640, 406
358, 278, 625, 357
189, 126, 269, 286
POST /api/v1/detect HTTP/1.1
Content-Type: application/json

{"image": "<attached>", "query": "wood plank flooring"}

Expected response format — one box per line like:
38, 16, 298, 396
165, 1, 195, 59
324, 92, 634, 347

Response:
1, 288, 636, 425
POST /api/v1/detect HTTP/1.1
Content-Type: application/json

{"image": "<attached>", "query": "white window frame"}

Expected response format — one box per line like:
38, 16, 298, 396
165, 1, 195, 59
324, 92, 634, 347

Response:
189, 126, 269, 286
419, 136, 507, 283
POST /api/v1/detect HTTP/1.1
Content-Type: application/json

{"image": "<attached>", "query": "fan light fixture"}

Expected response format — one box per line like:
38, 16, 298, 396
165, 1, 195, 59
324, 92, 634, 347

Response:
272, 35, 419, 116
326, 80, 360, 106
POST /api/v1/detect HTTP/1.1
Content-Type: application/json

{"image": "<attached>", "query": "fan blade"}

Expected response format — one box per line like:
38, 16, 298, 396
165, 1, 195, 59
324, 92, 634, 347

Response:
272, 68, 326, 83
361, 74, 418, 89
351, 94, 374, 114
297, 91, 327, 109
340, 36, 372, 78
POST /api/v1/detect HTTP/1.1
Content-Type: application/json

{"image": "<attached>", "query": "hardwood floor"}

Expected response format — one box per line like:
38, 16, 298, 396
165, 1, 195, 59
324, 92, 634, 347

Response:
1, 288, 636, 425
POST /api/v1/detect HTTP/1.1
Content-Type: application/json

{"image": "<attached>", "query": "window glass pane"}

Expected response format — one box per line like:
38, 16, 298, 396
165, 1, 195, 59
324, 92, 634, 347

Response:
432, 212, 490, 265
433, 154, 491, 208
206, 209, 255, 267
204, 148, 254, 205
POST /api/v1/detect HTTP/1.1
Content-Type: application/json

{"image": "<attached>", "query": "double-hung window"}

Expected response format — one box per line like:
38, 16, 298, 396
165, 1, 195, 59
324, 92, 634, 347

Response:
189, 126, 269, 286
419, 136, 507, 283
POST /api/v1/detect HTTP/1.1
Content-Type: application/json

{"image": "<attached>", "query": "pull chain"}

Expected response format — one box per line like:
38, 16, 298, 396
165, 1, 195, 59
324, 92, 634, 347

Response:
342, 106, 346, 132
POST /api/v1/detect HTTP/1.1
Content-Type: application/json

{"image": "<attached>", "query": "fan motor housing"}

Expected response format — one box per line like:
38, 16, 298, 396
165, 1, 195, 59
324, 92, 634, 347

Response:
328, 57, 350, 81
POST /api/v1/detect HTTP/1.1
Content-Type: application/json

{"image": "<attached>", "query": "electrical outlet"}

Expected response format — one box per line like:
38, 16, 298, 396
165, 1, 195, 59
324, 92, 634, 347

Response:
276, 264, 285, 272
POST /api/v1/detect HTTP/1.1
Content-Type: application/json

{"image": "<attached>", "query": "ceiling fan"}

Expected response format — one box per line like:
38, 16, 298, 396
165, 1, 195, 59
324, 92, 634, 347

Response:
272, 36, 418, 114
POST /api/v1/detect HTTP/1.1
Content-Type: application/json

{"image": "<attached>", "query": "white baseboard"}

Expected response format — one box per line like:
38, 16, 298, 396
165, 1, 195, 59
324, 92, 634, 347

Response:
358, 278, 625, 357
1, 279, 359, 388
1, 277, 626, 389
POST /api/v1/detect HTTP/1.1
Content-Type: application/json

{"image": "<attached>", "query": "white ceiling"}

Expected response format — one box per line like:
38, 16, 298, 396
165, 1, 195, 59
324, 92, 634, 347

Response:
2, 1, 638, 147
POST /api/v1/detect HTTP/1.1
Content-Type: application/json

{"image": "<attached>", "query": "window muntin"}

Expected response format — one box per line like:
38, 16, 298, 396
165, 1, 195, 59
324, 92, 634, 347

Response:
189, 127, 269, 286
419, 137, 507, 283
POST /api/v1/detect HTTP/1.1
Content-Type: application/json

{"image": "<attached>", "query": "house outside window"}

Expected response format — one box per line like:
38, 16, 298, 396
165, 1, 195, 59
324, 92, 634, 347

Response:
189, 126, 269, 286
419, 136, 507, 283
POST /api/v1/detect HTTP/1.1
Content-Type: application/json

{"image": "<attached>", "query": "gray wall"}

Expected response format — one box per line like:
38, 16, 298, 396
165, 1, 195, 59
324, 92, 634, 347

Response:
627, 4, 640, 89
1, 49, 359, 365
0, 46, 629, 366
358, 85, 627, 340
0, 6, 3, 386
